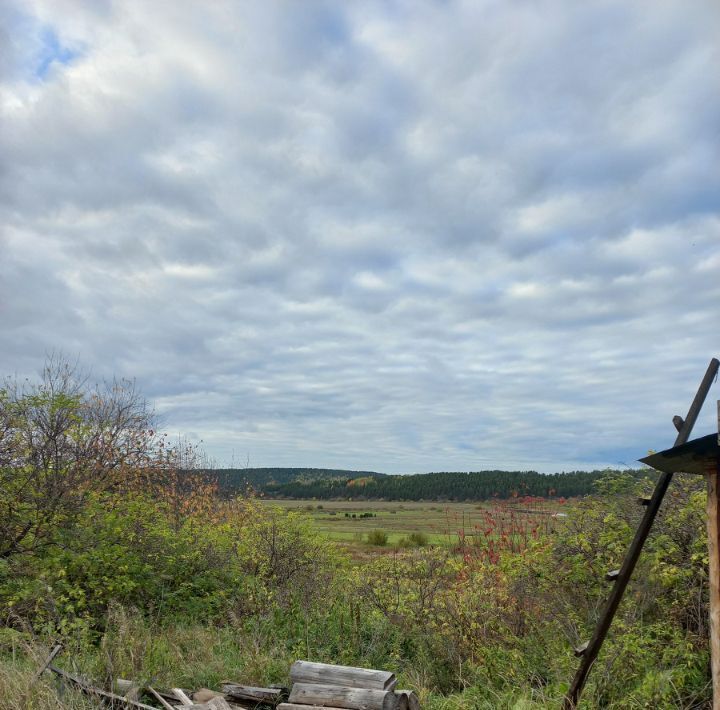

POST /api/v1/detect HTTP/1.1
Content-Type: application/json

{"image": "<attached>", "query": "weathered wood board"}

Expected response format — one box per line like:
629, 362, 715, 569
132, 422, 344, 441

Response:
288, 682, 398, 710
290, 661, 397, 691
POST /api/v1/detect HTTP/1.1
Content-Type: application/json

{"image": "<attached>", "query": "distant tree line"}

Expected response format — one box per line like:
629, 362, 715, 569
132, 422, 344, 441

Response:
207, 467, 655, 501
208, 467, 383, 494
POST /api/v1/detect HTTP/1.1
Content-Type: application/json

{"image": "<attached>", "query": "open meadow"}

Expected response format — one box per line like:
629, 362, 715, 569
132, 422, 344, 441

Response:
258, 497, 566, 558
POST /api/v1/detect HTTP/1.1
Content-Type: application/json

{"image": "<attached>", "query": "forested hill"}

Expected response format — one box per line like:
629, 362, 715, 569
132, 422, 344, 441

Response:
208, 467, 385, 494
257, 468, 655, 501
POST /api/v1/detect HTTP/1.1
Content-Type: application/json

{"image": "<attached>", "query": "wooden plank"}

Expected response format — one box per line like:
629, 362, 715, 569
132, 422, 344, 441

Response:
173, 687, 195, 706
290, 661, 397, 691
46, 664, 157, 710
148, 686, 176, 710
288, 682, 398, 710
564, 356, 720, 709
221, 682, 285, 703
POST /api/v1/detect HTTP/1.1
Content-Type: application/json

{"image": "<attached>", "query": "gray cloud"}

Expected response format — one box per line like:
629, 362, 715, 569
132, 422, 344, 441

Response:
1, 0, 719, 473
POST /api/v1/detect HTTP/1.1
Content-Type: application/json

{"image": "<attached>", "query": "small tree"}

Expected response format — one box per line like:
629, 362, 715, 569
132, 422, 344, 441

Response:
0, 356, 156, 560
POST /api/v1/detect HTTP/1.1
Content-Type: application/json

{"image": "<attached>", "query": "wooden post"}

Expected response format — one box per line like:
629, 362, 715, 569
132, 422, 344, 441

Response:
709, 400, 720, 708
564, 357, 720, 708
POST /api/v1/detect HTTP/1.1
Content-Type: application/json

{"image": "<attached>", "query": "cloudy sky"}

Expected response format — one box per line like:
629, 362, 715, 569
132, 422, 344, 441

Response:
1, 0, 719, 473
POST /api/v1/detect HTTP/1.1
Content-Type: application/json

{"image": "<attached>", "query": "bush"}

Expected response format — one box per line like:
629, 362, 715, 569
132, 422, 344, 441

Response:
367, 530, 388, 546
408, 532, 428, 547
233, 503, 343, 611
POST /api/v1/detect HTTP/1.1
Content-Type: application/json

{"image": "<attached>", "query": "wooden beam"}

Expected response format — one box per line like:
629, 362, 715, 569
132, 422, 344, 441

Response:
221, 682, 285, 704
31, 643, 63, 683
172, 688, 195, 706
147, 686, 176, 710
288, 683, 398, 710
290, 661, 397, 691
673, 415, 685, 432
710, 400, 720, 709
707, 466, 720, 710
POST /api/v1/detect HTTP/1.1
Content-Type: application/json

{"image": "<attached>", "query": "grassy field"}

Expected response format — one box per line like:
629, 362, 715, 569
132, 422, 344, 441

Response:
258, 498, 564, 556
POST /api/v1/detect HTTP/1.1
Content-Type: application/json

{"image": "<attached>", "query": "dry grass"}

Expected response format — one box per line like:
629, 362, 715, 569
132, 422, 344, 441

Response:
0, 607, 295, 709
0, 639, 94, 710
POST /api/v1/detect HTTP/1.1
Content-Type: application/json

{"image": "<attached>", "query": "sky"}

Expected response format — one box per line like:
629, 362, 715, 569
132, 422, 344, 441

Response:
1, 0, 719, 474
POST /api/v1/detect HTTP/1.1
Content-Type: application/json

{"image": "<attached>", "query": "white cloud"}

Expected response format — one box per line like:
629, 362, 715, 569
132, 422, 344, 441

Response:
1, 0, 718, 473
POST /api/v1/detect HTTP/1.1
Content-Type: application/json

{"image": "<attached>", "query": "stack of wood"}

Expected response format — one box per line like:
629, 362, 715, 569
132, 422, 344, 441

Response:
280, 661, 419, 710
35, 643, 419, 710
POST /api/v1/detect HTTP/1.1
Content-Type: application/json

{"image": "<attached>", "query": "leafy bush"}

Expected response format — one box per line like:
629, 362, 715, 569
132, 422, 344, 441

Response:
408, 532, 428, 547
367, 530, 388, 546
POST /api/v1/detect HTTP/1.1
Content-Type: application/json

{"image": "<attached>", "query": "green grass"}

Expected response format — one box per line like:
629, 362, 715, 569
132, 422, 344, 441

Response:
257, 499, 562, 554
259, 499, 478, 544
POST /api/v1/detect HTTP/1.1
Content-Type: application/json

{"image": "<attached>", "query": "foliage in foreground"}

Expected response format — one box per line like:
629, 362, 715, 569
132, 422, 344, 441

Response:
0, 362, 713, 708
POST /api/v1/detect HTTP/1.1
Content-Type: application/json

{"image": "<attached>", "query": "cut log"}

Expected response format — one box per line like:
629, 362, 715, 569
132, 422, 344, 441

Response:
288, 682, 398, 710
395, 690, 419, 710
221, 682, 286, 704
290, 661, 397, 691
279, 704, 347, 710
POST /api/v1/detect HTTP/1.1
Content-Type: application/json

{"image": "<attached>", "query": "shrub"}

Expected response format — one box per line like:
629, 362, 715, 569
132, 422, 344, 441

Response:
233, 503, 343, 611
408, 532, 428, 547
367, 530, 388, 546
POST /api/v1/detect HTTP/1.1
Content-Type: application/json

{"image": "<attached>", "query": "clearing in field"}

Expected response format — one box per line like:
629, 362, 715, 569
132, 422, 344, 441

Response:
258, 497, 565, 557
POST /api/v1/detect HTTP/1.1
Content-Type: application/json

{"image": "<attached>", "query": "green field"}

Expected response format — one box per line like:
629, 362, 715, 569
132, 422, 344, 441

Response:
258, 498, 563, 554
